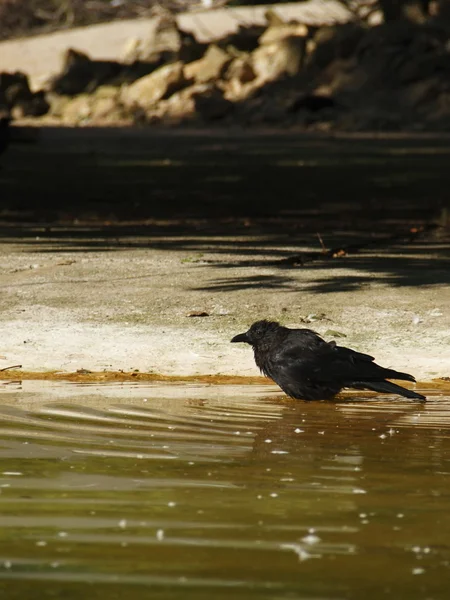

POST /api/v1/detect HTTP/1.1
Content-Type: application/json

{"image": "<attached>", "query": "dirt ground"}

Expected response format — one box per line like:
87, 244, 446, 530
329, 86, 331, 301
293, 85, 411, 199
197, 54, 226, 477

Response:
0, 127, 449, 384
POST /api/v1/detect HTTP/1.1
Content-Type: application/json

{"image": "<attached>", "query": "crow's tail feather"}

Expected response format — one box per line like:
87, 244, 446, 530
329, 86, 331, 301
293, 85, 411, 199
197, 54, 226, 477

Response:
380, 369, 416, 383
360, 380, 426, 401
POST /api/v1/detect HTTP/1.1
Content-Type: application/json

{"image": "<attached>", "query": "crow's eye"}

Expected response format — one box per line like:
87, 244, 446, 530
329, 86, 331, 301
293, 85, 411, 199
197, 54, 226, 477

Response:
251, 326, 263, 338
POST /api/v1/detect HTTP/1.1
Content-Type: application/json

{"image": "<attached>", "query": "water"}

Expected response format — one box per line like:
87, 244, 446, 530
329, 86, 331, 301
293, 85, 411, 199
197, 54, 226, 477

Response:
0, 381, 449, 599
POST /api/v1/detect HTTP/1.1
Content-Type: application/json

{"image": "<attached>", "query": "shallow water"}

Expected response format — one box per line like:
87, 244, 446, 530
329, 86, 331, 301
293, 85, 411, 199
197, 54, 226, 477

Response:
0, 381, 449, 599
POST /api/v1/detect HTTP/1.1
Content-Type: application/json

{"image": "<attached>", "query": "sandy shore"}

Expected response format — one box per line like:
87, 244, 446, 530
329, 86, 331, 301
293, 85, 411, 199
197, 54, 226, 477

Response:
1, 127, 449, 382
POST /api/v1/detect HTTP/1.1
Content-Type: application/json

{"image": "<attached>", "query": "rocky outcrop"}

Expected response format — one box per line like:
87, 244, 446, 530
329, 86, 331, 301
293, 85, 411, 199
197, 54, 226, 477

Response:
2, 11, 449, 131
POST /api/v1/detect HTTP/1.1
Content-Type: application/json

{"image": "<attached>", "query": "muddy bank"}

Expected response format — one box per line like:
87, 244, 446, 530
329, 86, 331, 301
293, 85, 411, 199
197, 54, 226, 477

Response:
2, 369, 450, 397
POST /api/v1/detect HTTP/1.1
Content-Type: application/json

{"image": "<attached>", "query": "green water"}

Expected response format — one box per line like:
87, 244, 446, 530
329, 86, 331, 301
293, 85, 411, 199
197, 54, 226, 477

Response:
0, 381, 449, 599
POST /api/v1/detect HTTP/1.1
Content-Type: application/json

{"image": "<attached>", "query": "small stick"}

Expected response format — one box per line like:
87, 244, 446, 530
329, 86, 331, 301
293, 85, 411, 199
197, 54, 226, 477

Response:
317, 232, 327, 253
0, 365, 22, 372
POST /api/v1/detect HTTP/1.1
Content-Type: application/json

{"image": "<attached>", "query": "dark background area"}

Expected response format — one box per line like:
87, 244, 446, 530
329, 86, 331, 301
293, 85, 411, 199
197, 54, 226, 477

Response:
2, 128, 449, 222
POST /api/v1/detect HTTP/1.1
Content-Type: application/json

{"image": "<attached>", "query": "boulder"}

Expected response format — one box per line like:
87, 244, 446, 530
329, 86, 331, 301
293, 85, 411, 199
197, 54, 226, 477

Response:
121, 38, 142, 64
89, 95, 128, 124
59, 95, 92, 124
50, 86, 130, 125
158, 83, 232, 122
259, 9, 308, 46
216, 25, 266, 53
222, 77, 257, 102
11, 90, 49, 118
50, 48, 162, 96
177, 31, 208, 64
224, 56, 256, 83
47, 93, 70, 119
0, 71, 49, 117
138, 15, 207, 64
51, 49, 123, 95
160, 84, 210, 121
260, 23, 308, 45
122, 62, 186, 109
252, 37, 306, 82
193, 86, 233, 121
307, 24, 366, 70
140, 14, 182, 62
184, 45, 232, 83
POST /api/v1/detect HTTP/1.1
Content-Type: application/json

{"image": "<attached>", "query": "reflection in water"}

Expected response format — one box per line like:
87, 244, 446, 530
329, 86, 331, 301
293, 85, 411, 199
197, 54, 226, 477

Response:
0, 381, 449, 599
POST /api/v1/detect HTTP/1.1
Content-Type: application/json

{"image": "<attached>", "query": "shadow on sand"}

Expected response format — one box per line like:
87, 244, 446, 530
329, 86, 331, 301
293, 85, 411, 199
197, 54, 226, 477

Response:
1, 127, 450, 293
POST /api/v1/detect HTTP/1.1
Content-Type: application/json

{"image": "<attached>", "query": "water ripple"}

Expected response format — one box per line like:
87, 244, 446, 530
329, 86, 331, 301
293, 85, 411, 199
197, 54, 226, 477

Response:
0, 381, 448, 599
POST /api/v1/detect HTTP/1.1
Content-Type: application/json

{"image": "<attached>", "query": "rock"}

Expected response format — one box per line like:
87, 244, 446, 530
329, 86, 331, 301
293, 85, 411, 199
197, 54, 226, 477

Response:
307, 24, 366, 70
222, 77, 257, 102
122, 62, 186, 110
160, 86, 199, 120
158, 83, 208, 122
184, 45, 232, 83
158, 83, 232, 123
252, 37, 306, 82
138, 15, 207, 64
193, 86, 233, 121
221, 55, 259, 102
89, 95, 127, 124
264, 8, 286, 27
240, 95, 288, 125
259, 23, 308, 45
177, 31, 208, 64
51, 49, 123, 95
121, 38, 142, 64
95, 85, 122, 100
50, 48, 162, 96
404, 77, 441, 109
1, 72, 29, 105
224, 56, 256, 83
140, 14, 182, 62
11, 90, 49, 118
59, 95, 92, 124
259, 10, 308, 46
216, 25, 266, 53
0, 71, 49, 117
2, 12, 449, 133
51, 86, 130, 125
47, 93, 71, 118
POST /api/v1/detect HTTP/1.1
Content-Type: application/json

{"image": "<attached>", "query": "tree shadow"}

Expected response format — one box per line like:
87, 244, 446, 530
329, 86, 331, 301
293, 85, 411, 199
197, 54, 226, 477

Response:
1, 126, 449, 293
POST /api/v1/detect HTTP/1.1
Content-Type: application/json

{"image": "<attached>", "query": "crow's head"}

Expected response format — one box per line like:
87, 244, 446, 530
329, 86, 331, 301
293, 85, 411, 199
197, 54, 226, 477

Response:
231, 320, 281, 346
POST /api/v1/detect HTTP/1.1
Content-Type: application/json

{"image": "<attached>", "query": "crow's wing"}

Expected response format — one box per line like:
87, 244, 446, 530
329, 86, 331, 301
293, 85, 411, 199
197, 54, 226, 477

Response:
318, 343, 416, 383
271, 334, 386, 386
311, 343, 384, 384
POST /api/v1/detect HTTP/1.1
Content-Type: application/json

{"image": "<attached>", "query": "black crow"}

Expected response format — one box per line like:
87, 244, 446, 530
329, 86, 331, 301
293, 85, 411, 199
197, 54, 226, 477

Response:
231, 320, 425, 401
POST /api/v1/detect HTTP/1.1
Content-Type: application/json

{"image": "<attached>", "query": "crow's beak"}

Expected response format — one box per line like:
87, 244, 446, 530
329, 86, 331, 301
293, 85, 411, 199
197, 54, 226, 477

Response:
231, 332, 249, 344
